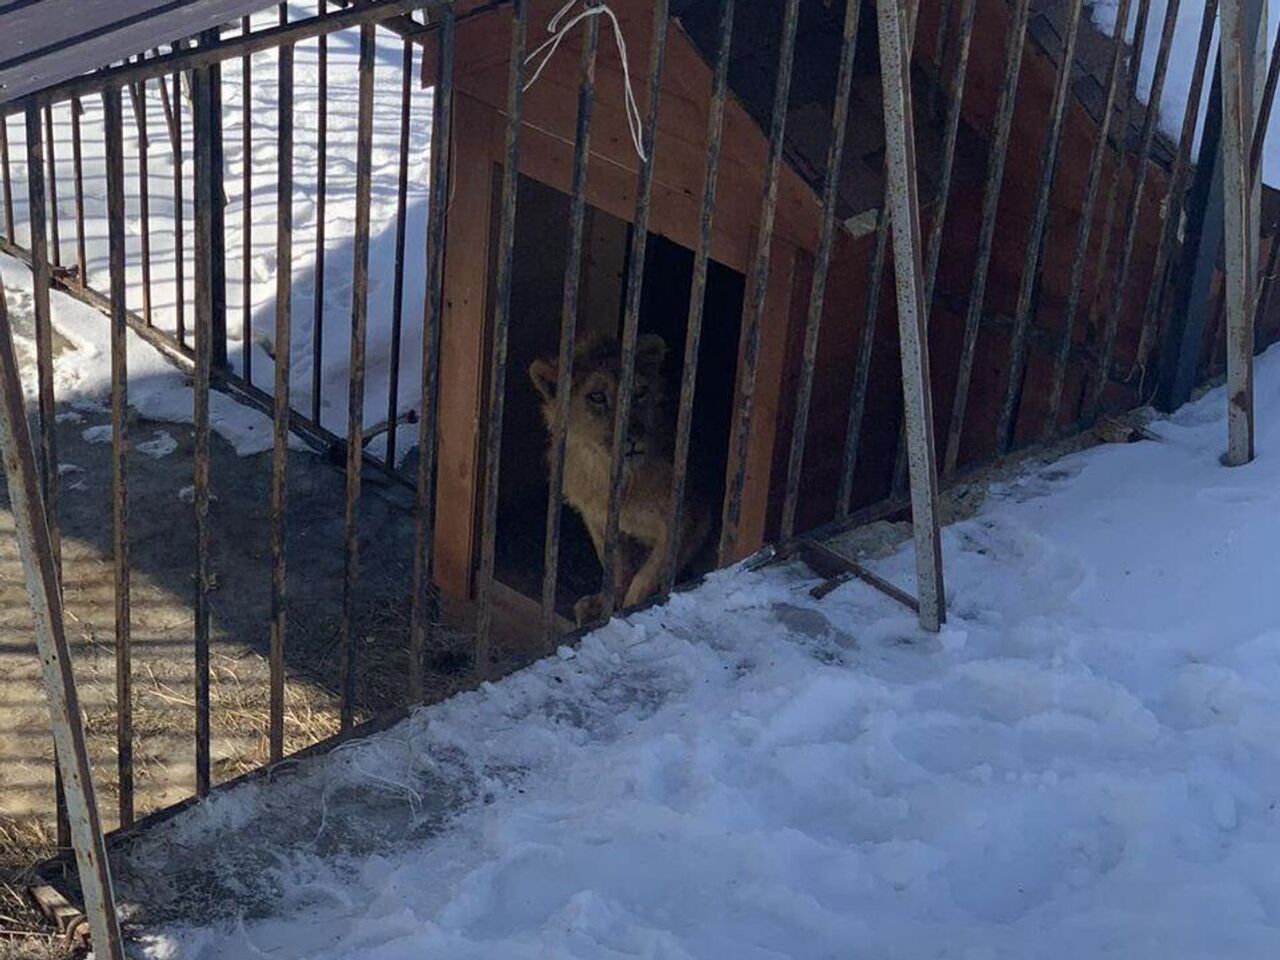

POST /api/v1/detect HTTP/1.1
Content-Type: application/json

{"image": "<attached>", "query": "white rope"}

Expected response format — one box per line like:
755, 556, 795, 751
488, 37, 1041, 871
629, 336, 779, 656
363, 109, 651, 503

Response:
523, 0, 649, 162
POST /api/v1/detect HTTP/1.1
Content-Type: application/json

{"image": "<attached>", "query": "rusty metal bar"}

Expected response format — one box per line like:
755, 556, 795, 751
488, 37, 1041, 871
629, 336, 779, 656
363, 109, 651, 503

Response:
779, 0, 861, 541
877, 0, 945, 632
242, 16, 254, 383
473, 0, 528, 669
889, 0, 977, 494
0, 118, 11, 242
0, 273, 126, 960
408, 2, 454, 704
269, 38, 295, 764
1041, 0, 1134, 438
1249, 9, 1280, 186
312, 0, 330, 426
1133, 0, 1217, 380
71, 98, 87, 285
662, 0, 733, 594
1086, 0, 1179, 419
102, 87, 134, 830
207, 44, 228, 374
1221, 0, 1255, 465
994, 0, 1085, 453
837, 0, 919, 515
540, 15, 598, 644
172, 68, 187, 348
130, 76, 154, 326
341, 22, 377, 728
3, 0, 446, 117
24, 106, 60, 570
941, 0, 1031, 476
26, 100, 69, 851
599, 0, 671, 621
385, 39, 415, 470
190, 55, 215, 798
718, 0, 799, 564
42, 106, 61, 269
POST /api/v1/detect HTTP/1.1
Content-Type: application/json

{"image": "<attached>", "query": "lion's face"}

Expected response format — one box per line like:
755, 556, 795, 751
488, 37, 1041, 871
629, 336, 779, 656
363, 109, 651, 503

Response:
529, 335, 669, 468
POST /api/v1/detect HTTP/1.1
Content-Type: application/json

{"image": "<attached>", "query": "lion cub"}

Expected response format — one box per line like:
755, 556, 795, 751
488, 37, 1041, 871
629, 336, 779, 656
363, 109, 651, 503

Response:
529, 334, 712, 624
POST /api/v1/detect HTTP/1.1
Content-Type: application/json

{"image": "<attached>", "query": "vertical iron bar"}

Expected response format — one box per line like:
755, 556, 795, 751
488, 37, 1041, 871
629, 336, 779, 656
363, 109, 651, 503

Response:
173, 68, 187, 347
1221, 0, 1255, 465
1085, 0, 1179, 419
1041, 0, 1135, 436
1248, 10, 1280, 186
24, 105, 60, 568
662, 0, 734, 593
386, 39, 414, 470
269, 39, 294, 764
312, 0, 330, 426
876, 0, 946, 632
889, 0, 977, 493
780, 0, 861, 540
941, 0, 1032, 476
43, 106, 61, 269
103, 87, 134, 829
837, 0, 920, 516
341, 23, 377, 729
995, 0, 1086, 452
601, 0, 671, 619
541, 16, 599, 644
209, 38, 228, 373
191, 55, 215, 798
131, 75, 154, 326
409, 2, 455, 705
0, 273, 127, 960
0, 118, 11, 242
26, 101, 68, 850
474, 0, 528, 670
71, 98, 87, 285
1133, 0, 1217, 380
242, 15, 254, 383
718, 0, 799, 564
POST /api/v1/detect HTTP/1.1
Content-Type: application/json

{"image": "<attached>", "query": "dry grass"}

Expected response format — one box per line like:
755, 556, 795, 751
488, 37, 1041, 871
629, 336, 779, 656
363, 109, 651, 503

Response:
0, 820, 59, 957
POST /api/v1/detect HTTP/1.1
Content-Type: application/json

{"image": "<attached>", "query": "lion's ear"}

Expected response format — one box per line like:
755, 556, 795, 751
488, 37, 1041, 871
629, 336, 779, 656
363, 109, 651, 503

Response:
636, 334, 667, 376
529, 358, 559, 402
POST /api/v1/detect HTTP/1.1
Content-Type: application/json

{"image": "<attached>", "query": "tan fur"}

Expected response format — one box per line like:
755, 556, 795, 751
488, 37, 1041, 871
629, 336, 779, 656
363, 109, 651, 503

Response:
529, 335, 712, 624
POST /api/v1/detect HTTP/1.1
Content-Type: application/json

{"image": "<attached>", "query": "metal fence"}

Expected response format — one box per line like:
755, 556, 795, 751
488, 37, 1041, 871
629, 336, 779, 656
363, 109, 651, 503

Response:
0, 0, 1273, 952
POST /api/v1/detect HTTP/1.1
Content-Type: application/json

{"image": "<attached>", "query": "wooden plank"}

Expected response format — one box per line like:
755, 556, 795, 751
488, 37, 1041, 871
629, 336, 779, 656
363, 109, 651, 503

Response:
441, 0, 823, 271
433, 92, 497, 602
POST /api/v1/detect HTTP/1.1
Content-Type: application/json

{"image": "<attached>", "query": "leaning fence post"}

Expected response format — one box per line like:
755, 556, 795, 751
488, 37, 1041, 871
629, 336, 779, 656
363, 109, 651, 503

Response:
0, 271, 125, 958
875, 0, 946, 632
1220, 0, 1257, 465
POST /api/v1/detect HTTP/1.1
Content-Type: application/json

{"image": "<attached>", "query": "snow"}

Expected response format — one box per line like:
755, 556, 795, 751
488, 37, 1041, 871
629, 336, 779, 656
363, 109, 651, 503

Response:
1086, 0, 1280, 185
1, 250, 289, 455
126, 347, 1280, 959
1, 2, 434, 464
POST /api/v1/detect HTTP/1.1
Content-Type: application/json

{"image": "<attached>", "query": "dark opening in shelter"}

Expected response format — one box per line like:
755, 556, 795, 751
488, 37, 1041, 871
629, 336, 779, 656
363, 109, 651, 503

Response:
492, 174, 742, 621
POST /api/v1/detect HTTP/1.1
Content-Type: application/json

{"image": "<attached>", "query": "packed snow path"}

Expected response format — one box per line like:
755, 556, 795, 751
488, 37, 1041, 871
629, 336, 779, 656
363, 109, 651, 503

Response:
115, 349, 1280, 959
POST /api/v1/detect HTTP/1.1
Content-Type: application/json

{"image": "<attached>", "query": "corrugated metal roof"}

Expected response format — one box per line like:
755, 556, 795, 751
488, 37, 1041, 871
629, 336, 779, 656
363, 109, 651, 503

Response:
0, 0, 277, 105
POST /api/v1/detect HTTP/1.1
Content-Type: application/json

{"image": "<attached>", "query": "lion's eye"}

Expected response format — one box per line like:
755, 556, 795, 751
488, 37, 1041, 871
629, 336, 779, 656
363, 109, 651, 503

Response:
587, 390, 607, 407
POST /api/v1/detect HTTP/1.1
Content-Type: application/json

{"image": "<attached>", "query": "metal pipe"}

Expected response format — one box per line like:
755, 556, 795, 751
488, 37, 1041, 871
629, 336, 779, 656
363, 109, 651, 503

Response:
540, 15, 599, 644
662, 0, 734, 594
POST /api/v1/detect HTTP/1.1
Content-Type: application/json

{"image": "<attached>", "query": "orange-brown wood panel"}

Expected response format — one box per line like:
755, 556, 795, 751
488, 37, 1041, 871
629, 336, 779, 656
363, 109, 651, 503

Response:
433, 92, 498, 603
425, 0, 823, 271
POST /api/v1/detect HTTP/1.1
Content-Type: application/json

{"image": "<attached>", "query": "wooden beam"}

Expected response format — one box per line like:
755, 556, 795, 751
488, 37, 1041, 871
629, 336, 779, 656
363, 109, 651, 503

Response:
433, 93, 497, 602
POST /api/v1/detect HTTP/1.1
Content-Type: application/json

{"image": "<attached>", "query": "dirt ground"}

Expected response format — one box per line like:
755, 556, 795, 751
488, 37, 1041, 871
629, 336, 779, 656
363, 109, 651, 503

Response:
0, 396, 483, 952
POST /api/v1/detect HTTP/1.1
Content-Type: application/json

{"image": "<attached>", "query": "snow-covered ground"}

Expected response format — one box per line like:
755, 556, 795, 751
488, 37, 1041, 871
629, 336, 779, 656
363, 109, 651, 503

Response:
120, 349, 1280, 959
1, 2, 434, 464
